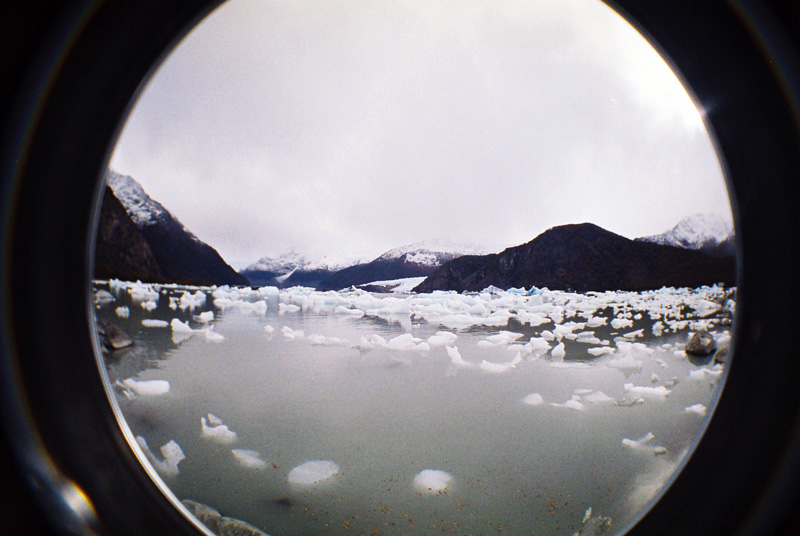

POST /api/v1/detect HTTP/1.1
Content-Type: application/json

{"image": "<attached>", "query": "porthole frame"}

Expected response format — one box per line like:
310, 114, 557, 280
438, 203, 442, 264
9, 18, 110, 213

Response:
1, 1, 799, 535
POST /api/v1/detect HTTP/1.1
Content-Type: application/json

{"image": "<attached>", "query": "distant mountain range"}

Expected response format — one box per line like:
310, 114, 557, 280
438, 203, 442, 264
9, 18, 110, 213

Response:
96, 170, 735, 293
635, 213, 735, 257
413, 221, 735, 293
95, 171, 248, 286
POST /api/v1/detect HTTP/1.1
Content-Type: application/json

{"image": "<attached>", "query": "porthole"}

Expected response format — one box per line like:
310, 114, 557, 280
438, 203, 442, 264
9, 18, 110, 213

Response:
2, 1, 800, 536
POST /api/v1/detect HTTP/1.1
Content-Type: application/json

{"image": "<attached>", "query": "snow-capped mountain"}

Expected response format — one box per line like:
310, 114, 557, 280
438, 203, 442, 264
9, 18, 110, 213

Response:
317, 240, 497, 291
635, 213, 735, 258
103, 170, 248, 286
378, 239, 495, 266
240, 252, 368, 288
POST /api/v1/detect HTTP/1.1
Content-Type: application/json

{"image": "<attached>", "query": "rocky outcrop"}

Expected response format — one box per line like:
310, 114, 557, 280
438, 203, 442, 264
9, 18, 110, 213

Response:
686, 329, 717, 356
182, 499, 271, 536
414, 223, 736, 293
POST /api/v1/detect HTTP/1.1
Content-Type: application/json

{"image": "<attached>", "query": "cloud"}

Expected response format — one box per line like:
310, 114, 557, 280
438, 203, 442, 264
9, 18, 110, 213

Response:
110, 0, 730, 263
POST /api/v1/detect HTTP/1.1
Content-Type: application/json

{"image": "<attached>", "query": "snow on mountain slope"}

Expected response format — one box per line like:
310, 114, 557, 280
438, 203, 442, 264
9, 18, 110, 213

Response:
106, 170, 169, 226
242, 251, 368, 275
378, 239, 497, 266
636, 213, 734, 256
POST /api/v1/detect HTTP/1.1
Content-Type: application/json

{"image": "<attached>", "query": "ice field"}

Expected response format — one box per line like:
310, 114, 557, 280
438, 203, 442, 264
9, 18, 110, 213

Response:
94, 279, 733, 536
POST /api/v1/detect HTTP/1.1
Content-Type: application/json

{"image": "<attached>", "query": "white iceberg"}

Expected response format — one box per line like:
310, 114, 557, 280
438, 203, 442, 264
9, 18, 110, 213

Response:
231, 449, 268, 469
413, 469, 453, 493
136, 436, 185, 476
288, 460, 340, 485
201, 414, 237, 443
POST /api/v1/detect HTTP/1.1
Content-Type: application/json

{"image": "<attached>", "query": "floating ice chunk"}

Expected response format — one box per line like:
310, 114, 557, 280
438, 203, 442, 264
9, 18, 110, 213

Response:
142, 319, 169, 328
201, 415, 237, 443
525, 337, 551, 354
141, 300, 157, 311
95, 289, 114, 305
136, 436, 184, 476
684, 403, 707, 416
622, 329, 644, 339
334, 305, 365, 318
688, 365, 724, 381
308, 334, 350, 346
615, 396, 645, 407
606, 355, 643, 371
445, 345, 471, 367
119, 378, 170, 396
413, 469, 453, 493
387, 333, 428, 351
264, 324, 275, 334
587, 316, 608, 328
485, 331, 524, 345
623, 383, 671, 399
179, 290, 206, 311
202, 328, 224, 343
279, 303, 301, 314
583, 507, 592, 524
588, 346, 615, 356
115, 306, 130, 318
523, 393, 545, 406
232, 449, 268, 469
622, 432, 655, 449
428, 331, 458, 347
288, 460, 340, 485
194, 311, 214, 324
281, 326, 304, 340
583, 390, 614, 404
611, 317, 634, 330
479, 352, 522, 373
550, 395, 585, 411
171, 318, 194, 333
540, 330, 555, 341
551, 342, 566, 360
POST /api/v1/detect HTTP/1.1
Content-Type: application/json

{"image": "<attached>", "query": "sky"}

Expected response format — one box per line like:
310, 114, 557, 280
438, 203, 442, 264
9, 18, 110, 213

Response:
109, 0, 732, 267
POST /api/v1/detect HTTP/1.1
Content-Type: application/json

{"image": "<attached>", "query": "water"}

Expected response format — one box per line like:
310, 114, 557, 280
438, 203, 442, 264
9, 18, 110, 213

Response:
94, 281, 731, 536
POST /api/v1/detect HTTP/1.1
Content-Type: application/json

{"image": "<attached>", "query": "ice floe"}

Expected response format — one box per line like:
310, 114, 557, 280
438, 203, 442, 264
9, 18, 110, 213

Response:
142, 319, 169, 328
684, 403, 708, 416
623, 383, 671, 399
413, 469, 453, 493
446, 345, 471, 367
201, 414, 237, 443
287, 460, 340, 484
523, 393, 545, 406
231, 449, 268, 469
136, 436, 185, 476
117, 378, 170, 397
479, 351, 522, 373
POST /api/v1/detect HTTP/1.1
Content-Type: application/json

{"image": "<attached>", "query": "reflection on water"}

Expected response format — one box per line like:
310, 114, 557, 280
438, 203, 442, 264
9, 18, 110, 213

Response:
94, 280, 732, 536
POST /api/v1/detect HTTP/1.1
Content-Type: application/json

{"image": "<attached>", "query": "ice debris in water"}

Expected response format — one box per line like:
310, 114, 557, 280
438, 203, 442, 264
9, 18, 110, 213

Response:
117, 378, 170, 397
142, 319, 169, 328
523, 393, 545, 406
623, 383, 671, 399
194, 311, 214, 324
427, 331, 458, 347
622, 432, 667, 455
231, 449, 268, 469
479, 351, 522, 373
95, 289, 114, 305
281, 326, 304, 340
179, 290, 206, 311
445, 346, 471, 367
136, 436, 185, 476
115, 306, 130, 318
684, 403, 708, 416
278, 303, 301, 314
550, 395, 585, 411
688, 365, 724, 381
287, 460, 340, 485
201, 414, 237, 443
413, 469, 453, 493
387, 333, 429, 351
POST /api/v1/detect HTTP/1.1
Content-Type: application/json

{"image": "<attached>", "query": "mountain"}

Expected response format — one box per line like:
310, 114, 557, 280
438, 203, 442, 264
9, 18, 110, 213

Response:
413, 222, 736, 293
94, 185, 163, 282
635, 213, 735, 257
240, 252, 367, 288
317, 240, 494, 291
103, 170, 249, 286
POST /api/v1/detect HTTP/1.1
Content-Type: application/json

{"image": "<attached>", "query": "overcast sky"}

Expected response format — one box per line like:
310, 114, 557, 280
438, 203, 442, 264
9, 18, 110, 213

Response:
109, 0, 731, 267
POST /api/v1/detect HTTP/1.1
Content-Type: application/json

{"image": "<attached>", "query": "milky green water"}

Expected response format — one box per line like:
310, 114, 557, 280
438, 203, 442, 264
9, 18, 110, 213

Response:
95, 282, 728, 536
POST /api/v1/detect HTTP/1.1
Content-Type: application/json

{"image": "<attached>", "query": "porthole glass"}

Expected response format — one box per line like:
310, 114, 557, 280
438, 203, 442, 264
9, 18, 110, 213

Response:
91, 1, 736, 535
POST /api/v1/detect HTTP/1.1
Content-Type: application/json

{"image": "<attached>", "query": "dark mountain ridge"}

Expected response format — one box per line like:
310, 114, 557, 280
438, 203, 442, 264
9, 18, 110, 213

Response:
413, 223, 736, 293
98, 172, 248, 287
